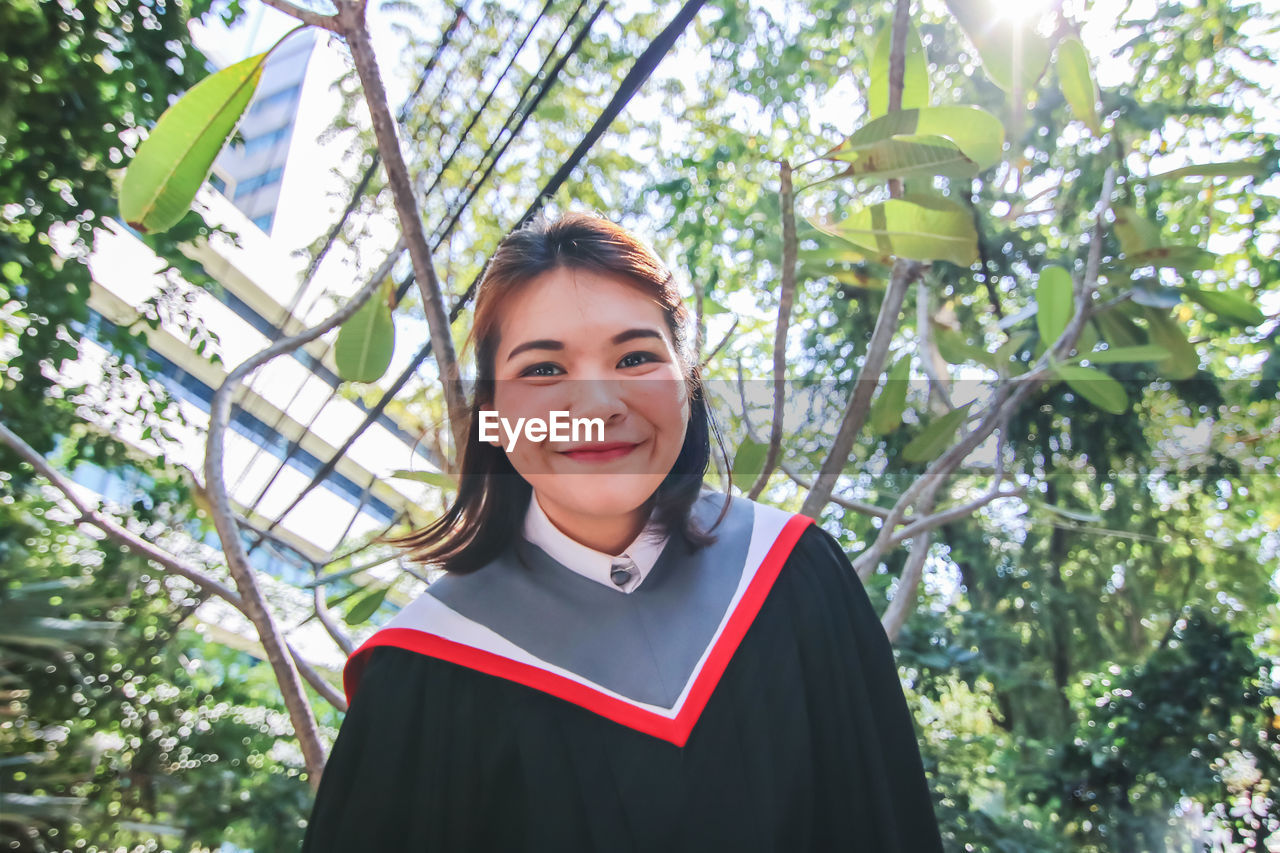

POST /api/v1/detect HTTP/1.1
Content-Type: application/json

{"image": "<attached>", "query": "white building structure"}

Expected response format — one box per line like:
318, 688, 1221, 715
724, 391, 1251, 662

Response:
64, 2, 442, 676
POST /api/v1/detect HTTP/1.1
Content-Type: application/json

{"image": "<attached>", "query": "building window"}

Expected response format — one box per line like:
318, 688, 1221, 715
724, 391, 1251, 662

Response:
248, 84, 301, 114
234, 166, 284, 200
252, 212, 274, 233
240, 124, 292, 155
208, 172, 227, 194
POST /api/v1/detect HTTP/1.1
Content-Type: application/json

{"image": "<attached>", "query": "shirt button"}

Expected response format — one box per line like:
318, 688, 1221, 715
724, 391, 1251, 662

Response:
610, 557, 637, 588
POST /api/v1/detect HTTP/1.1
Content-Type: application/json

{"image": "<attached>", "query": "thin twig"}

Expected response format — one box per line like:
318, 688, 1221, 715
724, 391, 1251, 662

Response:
259, 0, 341, 32
749, 159, 798, 499
799, 259, 923, 518
337, 5, 469, 452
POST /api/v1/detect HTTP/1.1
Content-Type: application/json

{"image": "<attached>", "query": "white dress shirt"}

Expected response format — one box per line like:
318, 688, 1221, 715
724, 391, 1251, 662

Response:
521, 492, 670, 593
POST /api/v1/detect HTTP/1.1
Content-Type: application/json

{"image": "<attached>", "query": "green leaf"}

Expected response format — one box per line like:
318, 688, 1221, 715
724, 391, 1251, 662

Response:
1183, 287, 1266, 326
806, 194, 979, 266
994, 329, 1034, 372
934, 326, 998, 369
828, 134, 979, 183
731, 436, 769, 492
869, 354, 912, 436
700, 296, 732, 315
119, 51, 268, 233
1149, 160, 1265, 180
1072, 344, 1171, 365
1057, 37, 1102, 135
1122, 245, 1217, 272
344, 586, 389, 626
1140, 306, 1198, 379
1092, 309, 1144, 348
1051, 364, 1129, 414
1033, 499, 1103, 523
1035, 266, 1073, 346
841, 106, 1005, 170
869, 23, 930, 117
902, 400, 974, 464
335, 278, 396, 383
943, 0, 1052, 93
1111, 206, 1161, 255
389, 469, 458, 490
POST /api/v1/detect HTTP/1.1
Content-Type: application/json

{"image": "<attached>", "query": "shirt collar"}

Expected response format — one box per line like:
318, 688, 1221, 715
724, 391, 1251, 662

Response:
521, 492, 669, 593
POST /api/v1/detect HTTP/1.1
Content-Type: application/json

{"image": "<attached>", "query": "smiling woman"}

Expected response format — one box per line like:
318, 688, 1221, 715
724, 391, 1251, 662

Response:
299, 211, 945, 852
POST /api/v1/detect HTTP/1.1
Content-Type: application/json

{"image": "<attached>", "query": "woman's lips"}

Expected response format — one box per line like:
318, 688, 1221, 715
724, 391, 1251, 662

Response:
558, 441, 640, 463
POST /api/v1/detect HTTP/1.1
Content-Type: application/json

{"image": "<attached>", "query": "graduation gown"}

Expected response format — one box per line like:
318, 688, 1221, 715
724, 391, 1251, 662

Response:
300, 491, 944, 852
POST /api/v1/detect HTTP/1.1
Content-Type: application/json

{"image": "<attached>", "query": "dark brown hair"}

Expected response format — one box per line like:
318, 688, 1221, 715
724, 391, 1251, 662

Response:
378, 210, 732, 574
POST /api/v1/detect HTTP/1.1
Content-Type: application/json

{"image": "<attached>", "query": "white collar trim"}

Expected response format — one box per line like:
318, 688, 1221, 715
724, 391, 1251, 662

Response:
521, 491, 669, 593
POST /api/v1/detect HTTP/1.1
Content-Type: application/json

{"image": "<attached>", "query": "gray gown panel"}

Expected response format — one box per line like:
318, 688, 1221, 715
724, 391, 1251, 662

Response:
424, 491, 754, 708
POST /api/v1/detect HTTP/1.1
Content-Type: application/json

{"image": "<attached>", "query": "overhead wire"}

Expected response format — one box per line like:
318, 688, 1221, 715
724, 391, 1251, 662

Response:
227, 1, 471, 506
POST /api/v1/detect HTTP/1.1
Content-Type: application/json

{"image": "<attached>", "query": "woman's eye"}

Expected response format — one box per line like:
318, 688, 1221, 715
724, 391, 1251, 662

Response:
618, 351, 659, 369
520, 363, 564, 378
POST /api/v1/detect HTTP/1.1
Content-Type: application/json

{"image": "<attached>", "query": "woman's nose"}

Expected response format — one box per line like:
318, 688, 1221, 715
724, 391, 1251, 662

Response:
567, 377, 627, 423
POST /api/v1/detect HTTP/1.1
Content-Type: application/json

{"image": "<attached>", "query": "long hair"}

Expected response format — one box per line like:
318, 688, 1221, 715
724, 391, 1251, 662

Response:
378, 210, 733, 574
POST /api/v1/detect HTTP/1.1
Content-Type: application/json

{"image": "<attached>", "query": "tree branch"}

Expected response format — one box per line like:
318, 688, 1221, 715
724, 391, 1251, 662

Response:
916, 275, 955, 414
800, 259, 922, 518
336, 5, 469, 455
313, 584, 356, 657
0, 421, 348, 716
259, 0, 341, 32
699, 314, 739, 369
750, 159, 799, 499
198, 229, 397, 787
880, 491, 935, 642
851, 168, 1117, 583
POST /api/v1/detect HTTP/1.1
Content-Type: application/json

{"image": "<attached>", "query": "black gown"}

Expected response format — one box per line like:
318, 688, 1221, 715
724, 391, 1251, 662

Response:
300, 491, 944, 851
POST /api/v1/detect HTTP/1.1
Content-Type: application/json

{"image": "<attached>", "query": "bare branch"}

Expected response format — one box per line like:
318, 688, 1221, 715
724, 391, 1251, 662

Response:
0, 421, 245, 605
0, 421, 348, 715
228, 239, 399, 390
888, 485, 1026, 547
699, 314, 739, 369
335, 6, 469, 453
800, 259, 922, 518
887, 0, 912, 113
781, 463, 900, 520
886, 0, 912, 198
916, 276, 955, 414
288, 642, 348, 711
259, 0, 341, 32
880, 493, 935, 642
750, 160, 799, 499
313, 585, 356, 657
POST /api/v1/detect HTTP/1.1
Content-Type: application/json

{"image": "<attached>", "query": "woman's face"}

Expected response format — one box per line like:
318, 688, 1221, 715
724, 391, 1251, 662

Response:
481, 266, 690, 533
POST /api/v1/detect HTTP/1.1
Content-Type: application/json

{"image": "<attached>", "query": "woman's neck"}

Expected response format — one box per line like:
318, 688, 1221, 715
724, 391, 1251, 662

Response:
534, 492, 652, 555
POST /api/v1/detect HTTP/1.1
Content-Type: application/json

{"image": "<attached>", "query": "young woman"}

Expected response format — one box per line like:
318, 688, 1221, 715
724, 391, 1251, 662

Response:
300, 211, 945, 851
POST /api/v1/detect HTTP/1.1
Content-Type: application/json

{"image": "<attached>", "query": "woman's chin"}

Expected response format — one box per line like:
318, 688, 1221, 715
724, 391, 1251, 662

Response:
532, 473, 665, 519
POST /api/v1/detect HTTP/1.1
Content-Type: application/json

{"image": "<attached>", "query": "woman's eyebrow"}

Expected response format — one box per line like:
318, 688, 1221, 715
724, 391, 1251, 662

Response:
506, 339, 562, 361
611, 328, 664, 346
505, 329, 664, 362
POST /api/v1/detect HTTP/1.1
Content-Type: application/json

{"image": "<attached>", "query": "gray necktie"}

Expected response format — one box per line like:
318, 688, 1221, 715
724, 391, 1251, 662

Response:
610, 556, 637, 588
